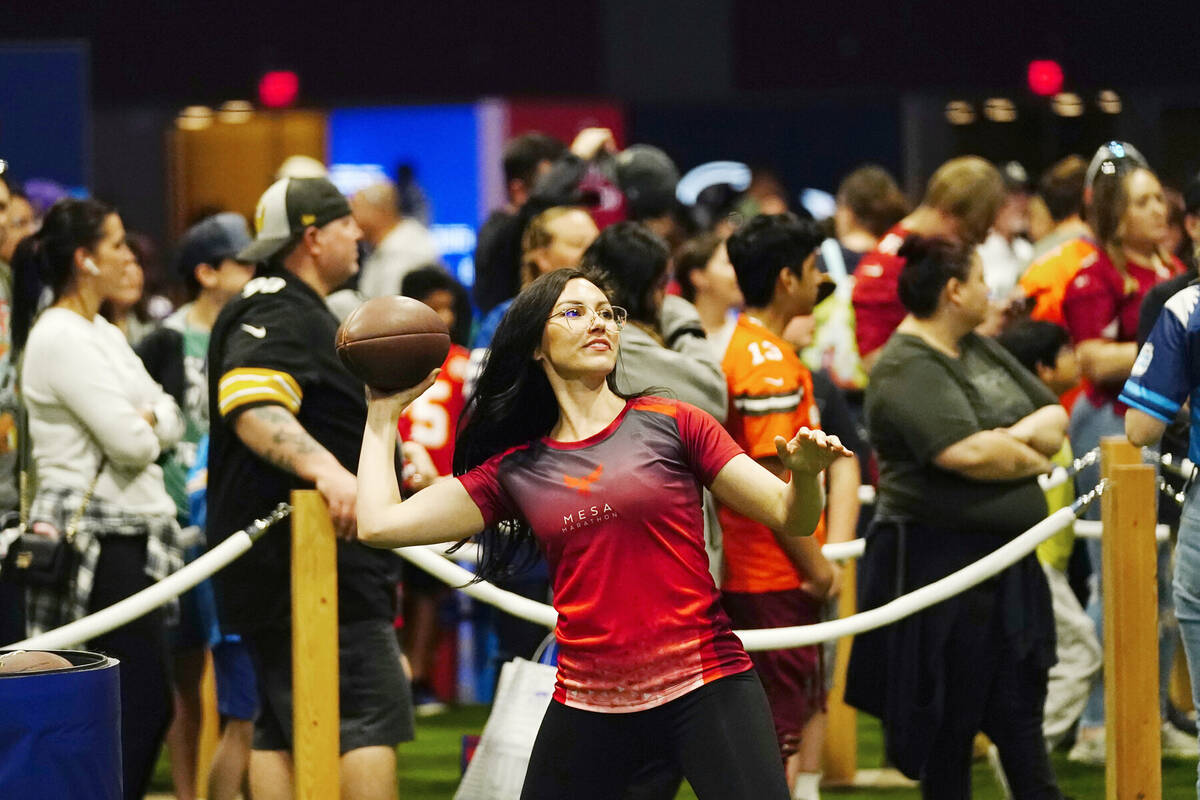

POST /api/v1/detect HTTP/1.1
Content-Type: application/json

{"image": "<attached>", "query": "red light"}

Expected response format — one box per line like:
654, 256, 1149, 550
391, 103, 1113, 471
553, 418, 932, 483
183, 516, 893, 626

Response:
258, 71, 299, 108
1027, 60, 1064, 97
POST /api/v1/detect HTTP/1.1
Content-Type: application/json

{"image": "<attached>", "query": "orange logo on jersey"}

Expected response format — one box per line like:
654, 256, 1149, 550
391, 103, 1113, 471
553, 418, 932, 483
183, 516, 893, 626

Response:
563, 464, 604, 495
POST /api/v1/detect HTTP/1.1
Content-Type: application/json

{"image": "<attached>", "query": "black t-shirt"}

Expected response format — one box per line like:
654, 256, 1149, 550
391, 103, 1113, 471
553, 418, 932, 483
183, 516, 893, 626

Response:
865, 332, 1057, 537
207, 269, 399, 633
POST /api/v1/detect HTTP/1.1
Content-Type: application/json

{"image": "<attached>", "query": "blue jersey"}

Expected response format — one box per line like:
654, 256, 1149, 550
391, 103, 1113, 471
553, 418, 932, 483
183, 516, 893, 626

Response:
1119, 283, 1200, 463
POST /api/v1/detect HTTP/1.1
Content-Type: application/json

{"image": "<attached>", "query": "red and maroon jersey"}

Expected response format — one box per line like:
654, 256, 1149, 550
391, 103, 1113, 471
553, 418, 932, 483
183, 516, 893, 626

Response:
458, 396, 753, 712
1061, 250, 1180, 408
398, 344, 469, 477
851, 224, 912, 357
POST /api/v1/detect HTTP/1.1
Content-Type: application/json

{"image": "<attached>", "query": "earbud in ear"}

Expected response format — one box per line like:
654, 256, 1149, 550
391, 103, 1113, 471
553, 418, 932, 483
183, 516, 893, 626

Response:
83, 258, 101, 276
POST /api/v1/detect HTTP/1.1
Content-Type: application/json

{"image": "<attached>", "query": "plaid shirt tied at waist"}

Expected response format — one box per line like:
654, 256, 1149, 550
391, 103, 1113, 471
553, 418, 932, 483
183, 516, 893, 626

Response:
24, 485, 184, 637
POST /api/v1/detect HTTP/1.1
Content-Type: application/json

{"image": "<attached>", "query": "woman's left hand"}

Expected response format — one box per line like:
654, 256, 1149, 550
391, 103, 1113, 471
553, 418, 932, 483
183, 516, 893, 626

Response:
774, 427, 853, 476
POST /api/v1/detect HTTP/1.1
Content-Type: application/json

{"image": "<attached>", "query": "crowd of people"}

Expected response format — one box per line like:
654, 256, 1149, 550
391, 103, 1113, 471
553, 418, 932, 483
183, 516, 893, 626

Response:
1, 123, 1199, 800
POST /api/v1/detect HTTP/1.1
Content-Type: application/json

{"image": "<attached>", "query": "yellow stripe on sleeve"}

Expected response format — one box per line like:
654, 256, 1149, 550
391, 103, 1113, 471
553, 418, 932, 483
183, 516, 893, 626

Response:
218, 368, 303, 416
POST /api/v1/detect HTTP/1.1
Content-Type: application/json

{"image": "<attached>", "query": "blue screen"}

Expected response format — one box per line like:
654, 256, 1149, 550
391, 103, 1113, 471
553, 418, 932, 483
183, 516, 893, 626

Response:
329, 105, 480, 286
0, 44, 90, 192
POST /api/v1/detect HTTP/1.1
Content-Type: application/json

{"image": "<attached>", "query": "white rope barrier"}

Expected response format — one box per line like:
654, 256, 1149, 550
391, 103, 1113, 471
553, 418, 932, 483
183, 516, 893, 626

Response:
399, 545, 557, 627
1074, 519, 1169, 542
12, 458, 1121, 655
404, 488, 1102, 650
819, 539, 865, 562
4, 504, 290, 651
1039, 446, 1101, 492
738, 504, 1081, 650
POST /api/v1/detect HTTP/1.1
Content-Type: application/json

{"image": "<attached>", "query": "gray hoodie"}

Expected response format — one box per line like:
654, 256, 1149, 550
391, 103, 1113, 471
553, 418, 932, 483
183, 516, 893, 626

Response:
611, 294, 729, 582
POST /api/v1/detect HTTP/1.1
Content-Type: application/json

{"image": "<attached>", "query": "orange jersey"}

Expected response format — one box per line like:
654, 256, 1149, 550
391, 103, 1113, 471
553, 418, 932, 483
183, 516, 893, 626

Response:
719, 314, 823, 593
1019, 237, 1100, 326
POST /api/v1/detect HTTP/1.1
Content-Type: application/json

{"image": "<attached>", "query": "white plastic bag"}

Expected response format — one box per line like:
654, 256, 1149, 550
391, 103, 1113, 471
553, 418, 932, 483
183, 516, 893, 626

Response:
455, 657, 557, 800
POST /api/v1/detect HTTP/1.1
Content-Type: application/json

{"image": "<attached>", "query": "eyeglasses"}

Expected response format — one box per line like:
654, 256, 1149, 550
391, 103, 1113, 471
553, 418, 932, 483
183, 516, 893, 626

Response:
548, 303, 627, 332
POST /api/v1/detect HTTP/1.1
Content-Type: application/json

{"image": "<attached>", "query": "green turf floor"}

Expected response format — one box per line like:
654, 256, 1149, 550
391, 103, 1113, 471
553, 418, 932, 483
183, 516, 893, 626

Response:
151, 705, 1198, 798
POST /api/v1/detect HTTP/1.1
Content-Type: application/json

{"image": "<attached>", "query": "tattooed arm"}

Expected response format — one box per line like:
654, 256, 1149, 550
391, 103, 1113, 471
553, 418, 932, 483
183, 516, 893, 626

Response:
234, 405, 359, 539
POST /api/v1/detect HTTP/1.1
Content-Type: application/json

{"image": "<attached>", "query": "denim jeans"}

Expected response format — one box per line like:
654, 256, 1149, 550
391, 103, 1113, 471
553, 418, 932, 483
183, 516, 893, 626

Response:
1070, 398, 1178, 729
1173, 483, 1200, 797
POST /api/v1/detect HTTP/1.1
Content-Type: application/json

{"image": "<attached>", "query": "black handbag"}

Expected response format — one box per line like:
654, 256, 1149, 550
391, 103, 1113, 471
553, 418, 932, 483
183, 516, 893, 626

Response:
0, 362, 104, 588
1, 523, 80, 588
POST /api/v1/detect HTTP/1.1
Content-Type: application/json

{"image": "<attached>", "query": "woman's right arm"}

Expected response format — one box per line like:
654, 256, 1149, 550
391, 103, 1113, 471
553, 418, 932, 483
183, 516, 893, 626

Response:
933, 430, 1054, 481
999, 403, 1068, 457
356, 374, 486, 549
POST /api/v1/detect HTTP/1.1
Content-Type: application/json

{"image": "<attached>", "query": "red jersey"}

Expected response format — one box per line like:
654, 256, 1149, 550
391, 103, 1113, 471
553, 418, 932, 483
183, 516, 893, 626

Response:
398, 344, 469, 477
851, 224, 911, 356
1061, 250, 1180, 407
719, 315, 822, 594
458, 397, 753, 712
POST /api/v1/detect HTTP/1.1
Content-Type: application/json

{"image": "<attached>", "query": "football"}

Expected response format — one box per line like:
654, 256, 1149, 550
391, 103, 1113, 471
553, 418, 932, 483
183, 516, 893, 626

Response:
0, 650, 74, 673
335, 296, 451, 392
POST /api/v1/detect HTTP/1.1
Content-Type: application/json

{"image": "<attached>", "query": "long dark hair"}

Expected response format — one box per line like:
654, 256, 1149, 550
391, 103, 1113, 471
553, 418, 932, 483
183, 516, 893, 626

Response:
11, 198, 115, 352
452, 268, 633, 581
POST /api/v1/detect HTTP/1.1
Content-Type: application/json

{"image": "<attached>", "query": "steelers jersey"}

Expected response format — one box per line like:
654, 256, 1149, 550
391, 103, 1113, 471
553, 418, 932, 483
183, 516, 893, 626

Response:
207, 268, 397, 633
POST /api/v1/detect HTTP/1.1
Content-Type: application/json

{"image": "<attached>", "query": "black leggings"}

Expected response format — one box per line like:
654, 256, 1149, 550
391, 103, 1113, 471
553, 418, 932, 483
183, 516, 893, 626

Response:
521, 670, 789, 800
87, 536, 173, 800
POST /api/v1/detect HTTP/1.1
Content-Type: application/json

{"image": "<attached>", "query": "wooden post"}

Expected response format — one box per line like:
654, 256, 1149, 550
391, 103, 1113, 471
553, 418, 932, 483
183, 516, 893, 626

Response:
822, 558, 857, 786
1100, 439, 1160, 800
291, 490, 340, 798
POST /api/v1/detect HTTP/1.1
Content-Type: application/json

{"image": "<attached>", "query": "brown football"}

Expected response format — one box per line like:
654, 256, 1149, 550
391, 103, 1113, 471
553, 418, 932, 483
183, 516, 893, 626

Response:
335, 296, 451, 392
0, 650, 74, 673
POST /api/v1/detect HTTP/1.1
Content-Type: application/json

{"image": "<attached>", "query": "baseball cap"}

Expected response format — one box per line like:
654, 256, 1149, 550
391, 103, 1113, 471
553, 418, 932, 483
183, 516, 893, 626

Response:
615, 145, 680, 220
176, 212, 253, 280
238, 177, 352, 263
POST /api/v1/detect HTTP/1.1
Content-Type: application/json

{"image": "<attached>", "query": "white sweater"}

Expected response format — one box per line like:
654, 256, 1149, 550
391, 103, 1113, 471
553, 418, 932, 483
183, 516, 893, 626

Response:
21, 309, 183, 517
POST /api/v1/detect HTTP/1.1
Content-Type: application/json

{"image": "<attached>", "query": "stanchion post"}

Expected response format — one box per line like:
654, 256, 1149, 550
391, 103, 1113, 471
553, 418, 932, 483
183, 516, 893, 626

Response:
291, 490, 340, 798
822, 558, 857, 785
1099, 439, 1160, 800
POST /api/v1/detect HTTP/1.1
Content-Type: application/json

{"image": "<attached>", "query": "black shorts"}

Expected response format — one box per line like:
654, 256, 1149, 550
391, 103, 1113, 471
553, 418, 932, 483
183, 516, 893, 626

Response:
245, 618, 414, 753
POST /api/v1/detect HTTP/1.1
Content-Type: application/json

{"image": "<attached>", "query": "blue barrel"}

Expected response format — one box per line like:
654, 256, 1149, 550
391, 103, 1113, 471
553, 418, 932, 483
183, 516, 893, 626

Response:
0, 649, 122, 799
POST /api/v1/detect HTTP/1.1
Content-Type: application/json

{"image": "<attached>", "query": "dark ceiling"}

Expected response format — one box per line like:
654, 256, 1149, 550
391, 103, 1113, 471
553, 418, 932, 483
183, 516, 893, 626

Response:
6, 1, 1200, 106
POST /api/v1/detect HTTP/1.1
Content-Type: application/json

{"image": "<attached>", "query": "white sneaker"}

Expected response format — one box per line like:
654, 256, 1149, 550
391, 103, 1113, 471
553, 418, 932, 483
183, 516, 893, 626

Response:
1162, 722, 1199, 758
1067, 733, 1105, 765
